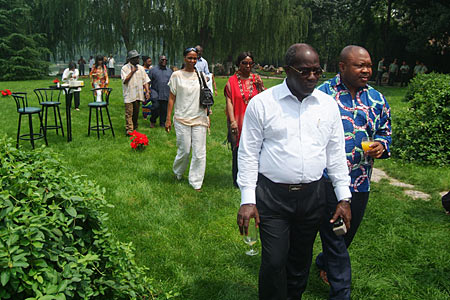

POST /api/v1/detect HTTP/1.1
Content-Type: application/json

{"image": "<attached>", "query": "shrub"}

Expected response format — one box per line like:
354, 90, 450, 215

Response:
393, 73, 450, 165
0, 137, 178, 299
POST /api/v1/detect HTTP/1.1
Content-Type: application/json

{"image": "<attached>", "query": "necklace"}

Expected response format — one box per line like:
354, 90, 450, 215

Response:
236, 72, 254, 104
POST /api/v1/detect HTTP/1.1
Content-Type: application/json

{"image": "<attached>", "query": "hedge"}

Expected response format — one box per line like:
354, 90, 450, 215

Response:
393, 73, 450, 166
0, 137, 178, 299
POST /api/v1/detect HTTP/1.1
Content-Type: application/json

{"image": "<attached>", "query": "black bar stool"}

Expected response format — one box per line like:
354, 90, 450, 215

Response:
12, 92, 48, 149
88, 88, 115, 139
34, 88, 64, 137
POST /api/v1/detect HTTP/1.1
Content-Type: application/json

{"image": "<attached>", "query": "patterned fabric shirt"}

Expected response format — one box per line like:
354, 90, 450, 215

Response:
318, 74, 392, 192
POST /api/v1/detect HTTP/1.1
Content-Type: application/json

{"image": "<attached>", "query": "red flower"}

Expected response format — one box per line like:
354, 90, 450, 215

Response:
5, 89, 11, 95
53, 78, 60, 84
1, 90, 7, 96
129, 131, 149, 149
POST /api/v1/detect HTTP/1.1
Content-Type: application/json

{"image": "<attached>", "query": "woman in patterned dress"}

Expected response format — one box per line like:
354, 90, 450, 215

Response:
89, 55, 109, 101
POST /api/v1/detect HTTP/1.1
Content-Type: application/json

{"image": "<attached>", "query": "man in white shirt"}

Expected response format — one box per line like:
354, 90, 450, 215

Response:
236, 43, 352, 300
121, 50, 150, 135
108, 54, 115, 77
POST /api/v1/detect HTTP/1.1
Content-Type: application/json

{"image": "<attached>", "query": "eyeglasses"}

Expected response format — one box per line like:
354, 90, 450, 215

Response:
289, 66, 323, 77
240, 61, 254, 66
160, 59, 167, 61
184, 47, 198, 53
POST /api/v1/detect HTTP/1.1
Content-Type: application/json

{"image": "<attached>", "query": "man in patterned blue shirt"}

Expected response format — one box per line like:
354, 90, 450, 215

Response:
315, 45, 392, 300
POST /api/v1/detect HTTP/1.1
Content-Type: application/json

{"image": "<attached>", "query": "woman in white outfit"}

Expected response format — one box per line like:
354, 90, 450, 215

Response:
165, 47, 208, 191
62, 62, 81, 110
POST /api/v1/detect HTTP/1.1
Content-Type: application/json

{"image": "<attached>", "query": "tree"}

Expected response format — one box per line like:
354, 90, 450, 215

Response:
0, 0, 50, 80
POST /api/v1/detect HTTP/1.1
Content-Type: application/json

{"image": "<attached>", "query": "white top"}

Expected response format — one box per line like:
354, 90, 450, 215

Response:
89, 58, 95, 68
168, 70, 208, 127
108, 57, 115, 68
61, 68, 80, 93
121, 63, 150, 103
237, 80, 351, 206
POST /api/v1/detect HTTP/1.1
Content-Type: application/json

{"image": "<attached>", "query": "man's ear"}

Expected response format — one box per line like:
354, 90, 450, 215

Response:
338, 62, 345, 73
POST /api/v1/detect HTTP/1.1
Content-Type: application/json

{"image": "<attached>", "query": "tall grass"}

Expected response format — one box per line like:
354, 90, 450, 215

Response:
0, 76, 448, 299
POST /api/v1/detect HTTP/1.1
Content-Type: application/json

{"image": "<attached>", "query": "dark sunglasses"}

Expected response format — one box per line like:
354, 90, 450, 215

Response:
160, 59, 167, 61
289, 66, 323, 77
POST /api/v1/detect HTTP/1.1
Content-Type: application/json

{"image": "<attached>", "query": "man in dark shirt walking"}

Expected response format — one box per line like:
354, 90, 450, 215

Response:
149, 55, 173, 128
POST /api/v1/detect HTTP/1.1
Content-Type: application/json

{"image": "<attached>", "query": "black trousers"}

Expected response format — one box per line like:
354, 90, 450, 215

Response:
256, 174, 326, 300
316, 181, 369, 300
150, 100, 168, 126
67, 92, 80, 109
232, 146, 238, 188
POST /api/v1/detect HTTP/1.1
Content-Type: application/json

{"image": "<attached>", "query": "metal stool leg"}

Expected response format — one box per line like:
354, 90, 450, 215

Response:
105, 106, 115, 137
45, 106, 49, 137
100, 107, 106, 135
95, 107, 100, 139
53, 105, 59, 135
28, 114, 35, 149
38, 111, 48, 146
57, 105, 64, 137
88, 106, 92, 136
16, 113, 22, 148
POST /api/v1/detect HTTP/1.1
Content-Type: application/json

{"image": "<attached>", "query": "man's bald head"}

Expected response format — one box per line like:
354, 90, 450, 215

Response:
285, 43, 318, 67
339, 45, 370, 64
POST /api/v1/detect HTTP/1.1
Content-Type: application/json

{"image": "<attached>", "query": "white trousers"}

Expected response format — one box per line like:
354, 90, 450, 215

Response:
173, 119, 207, 189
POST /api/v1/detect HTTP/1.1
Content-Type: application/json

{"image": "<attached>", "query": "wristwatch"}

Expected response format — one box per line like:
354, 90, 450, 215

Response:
340, 198, 352, 204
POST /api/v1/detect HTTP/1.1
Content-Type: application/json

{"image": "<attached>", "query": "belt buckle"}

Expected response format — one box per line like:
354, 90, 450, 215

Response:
289, 184, 303, 192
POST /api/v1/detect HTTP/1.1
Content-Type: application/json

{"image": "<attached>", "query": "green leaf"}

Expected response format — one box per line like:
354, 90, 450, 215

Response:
1, 270, 10, 286
65, 207, 77, 218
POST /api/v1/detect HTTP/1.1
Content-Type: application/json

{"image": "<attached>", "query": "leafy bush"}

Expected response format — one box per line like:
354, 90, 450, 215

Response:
0, 137, 178, 299
393, 73, 450, 165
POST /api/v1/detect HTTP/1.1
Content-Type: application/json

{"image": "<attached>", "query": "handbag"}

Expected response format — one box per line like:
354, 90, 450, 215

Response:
195, 69, 214, 114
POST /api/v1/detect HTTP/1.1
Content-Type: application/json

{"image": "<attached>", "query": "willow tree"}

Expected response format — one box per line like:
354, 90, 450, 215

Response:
163, 0, 311, 64
30, 0, 88, 60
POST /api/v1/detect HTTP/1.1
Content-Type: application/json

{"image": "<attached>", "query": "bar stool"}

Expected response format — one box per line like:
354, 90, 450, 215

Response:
88, 88, 115, 139
34, 88, 64, 137
12, 92, 48, 149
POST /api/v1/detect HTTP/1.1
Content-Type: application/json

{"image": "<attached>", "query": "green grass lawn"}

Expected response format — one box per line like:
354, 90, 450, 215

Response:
0, 77, 449, 299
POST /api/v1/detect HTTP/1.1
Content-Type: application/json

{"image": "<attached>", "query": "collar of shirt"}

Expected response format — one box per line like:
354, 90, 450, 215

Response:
277, 79, 320, 105
332, 73, 369, 95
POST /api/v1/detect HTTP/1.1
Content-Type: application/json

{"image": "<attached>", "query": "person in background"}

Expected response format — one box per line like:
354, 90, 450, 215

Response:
89, 55, 109, 102
399, 61, 410, 87
224, 51, 264, 187
376, 57, 386, 86
419, 62, 428, 74
62, 62, 81, 111
141, 55, 154, 121
388, 58, 398, 86
121, 50, 150, 135
88, 56, 94, 73
413, 60, 421, 77
77, 56, 86, 76
107, 54, 115, 77
165, 47, 208, 191
195, 45, 213, 91
315, 45, 391, 300
236, 43, 351, 300
149, 55, 173, 128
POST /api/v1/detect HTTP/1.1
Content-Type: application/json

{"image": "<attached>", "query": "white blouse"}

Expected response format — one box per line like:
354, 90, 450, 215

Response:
168, 70, 208, 127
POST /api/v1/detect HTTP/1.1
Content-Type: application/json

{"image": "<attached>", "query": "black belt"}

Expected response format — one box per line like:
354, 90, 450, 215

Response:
259, 174, 317, 192
277, 182, 313, 192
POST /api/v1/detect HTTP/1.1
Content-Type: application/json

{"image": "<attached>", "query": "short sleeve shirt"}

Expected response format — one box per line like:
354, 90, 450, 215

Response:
121, 63, 150, 103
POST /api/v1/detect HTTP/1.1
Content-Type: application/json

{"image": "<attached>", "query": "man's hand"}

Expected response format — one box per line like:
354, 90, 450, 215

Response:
145, 91, 150, 100
237, 204, 260, 236
131, 65, 137, 73
165, 119, 171, 133
365, 141, 385, 159
330, 201, 351, 230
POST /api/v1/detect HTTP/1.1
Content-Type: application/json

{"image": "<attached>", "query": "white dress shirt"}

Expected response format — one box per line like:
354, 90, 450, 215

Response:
61, 68, 80, 93
237, 80, 351, 206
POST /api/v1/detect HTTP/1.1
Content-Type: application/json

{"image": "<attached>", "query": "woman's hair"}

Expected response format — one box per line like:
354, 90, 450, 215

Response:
236, 52, 254, 67
68, 62, 76, 70
94, 55, 104, 68
142, 56, 149, 65
183, 47, 198, 57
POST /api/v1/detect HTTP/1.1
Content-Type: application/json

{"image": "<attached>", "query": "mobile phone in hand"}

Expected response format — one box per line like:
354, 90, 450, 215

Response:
332, 217, 347, 236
